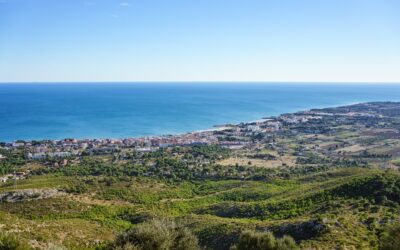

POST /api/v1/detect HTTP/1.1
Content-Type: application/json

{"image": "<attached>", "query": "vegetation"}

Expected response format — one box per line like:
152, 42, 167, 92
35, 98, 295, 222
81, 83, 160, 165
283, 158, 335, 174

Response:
234, 230, 297, 250
1, 102, 400, 249
0, 232, 30, 250
110, 219, 199, 250
0, 148, 26, 175
380, 223, 400, 250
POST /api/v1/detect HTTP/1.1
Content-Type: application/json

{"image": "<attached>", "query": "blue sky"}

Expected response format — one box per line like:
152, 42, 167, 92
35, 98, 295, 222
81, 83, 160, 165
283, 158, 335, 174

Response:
0, 0, 399, 82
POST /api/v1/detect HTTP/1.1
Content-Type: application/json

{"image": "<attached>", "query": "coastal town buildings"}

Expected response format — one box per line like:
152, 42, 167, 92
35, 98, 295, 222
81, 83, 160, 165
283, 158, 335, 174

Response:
1, 108, 378, 163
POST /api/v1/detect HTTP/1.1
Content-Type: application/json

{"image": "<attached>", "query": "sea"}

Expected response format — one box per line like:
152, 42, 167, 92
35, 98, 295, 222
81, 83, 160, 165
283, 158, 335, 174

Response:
1, 83, 400, 142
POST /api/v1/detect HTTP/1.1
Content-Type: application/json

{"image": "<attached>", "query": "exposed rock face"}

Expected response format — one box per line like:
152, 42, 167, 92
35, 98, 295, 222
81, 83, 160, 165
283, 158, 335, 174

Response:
0, 189, 59, 202
270, 219, 328, 241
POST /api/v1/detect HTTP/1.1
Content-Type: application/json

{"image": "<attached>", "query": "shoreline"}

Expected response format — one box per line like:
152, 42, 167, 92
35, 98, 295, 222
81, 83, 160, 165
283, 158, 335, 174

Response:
0, 100, 367, 144
1, 100, 398, 160
2, 82, 400, 143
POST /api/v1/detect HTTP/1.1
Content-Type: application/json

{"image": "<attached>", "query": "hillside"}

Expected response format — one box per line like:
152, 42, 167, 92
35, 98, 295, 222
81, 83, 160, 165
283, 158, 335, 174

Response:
1, 102, 400, 249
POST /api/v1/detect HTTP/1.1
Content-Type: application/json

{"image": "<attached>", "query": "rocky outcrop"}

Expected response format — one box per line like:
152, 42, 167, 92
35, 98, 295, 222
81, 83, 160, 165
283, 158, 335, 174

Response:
268, 219, 328, 241
0, 189, 59, 202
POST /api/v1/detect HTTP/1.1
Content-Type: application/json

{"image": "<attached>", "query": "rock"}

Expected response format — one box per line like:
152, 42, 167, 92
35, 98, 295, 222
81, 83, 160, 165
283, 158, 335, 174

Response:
271, 219, 328, 241
0, 189, 59, 202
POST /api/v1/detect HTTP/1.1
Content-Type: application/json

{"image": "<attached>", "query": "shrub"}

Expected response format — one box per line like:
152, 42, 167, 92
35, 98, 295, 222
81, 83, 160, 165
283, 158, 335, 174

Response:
44, 243, 66, 250
113, 243, 141, 250
113, 219, 199, 250
380, 223, 400, 250
275, 235, 297, 250
234, 230, 298, 250
0, 233, 31, 250
236, 231, 275, 250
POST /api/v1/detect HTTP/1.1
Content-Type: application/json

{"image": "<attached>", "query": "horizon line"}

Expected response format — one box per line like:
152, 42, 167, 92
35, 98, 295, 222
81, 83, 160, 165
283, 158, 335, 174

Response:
1, 81, 400, 85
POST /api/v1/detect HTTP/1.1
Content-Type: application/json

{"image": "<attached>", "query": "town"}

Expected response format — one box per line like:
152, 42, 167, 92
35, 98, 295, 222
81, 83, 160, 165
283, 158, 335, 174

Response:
0, 111, 326, 159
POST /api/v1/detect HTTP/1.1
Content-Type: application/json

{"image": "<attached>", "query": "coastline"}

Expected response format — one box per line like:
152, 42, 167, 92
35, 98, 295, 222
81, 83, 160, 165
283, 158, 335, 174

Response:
0, 101, 385, 144
2, 83, 400, 142
0, 107, 311, 144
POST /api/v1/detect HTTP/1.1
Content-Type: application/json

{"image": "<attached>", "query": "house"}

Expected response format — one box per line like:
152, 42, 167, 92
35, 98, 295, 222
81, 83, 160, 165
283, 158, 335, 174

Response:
12, 142, 25, 147
136, 147, 156, 152
0, 174, 12, 183
15, 172, 26, 179
28, 153, 47, 159
47, 152, 72, 158
246, 125, 261, 132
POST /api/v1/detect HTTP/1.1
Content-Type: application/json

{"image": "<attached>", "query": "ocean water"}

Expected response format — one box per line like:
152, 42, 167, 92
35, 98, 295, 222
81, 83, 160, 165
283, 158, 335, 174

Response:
1, 83, 400, 142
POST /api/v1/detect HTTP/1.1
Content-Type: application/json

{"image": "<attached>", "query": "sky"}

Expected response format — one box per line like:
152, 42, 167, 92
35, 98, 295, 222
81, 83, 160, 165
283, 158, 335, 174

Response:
0, 0, 399, 83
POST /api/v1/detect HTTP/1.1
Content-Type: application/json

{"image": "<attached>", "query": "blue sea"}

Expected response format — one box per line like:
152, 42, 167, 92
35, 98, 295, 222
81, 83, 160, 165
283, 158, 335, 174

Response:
1, 83, 400, 142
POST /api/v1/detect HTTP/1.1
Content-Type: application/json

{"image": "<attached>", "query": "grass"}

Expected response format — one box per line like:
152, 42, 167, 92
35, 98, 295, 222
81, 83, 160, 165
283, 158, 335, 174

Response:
217, 156, 295, 168
0, 174, 74, 192
391, 157, 400, 166
0, 210, 116, 249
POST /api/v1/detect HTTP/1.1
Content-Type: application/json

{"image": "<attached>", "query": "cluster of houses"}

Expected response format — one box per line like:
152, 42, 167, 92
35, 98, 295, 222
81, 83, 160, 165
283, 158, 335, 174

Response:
0, 112, 326, 162
0, 171, 29, 183
0, 130, 222, 160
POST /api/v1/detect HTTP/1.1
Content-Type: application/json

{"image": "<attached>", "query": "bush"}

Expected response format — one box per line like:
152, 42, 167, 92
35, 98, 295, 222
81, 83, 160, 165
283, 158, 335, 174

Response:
380, 223, 400, 250
275, 235, 297, 250
44, 243, 66, 250
112, 219, 199, 250
0, 233, 31, 250
113, 243, 140, 250
234, 230, 298, 250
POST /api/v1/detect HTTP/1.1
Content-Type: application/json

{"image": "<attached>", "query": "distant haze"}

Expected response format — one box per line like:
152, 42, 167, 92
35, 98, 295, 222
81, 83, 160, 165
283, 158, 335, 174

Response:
0, 0, 400, 83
